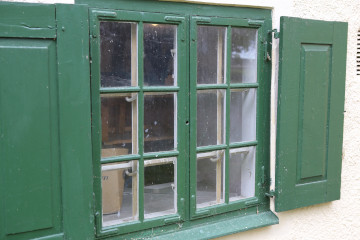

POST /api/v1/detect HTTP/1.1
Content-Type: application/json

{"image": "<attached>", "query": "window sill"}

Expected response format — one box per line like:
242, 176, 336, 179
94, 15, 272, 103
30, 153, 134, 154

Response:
151, 211, 278, 240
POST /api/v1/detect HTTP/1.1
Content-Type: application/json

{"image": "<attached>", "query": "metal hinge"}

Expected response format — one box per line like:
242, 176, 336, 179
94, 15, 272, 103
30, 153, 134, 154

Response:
269, 29, 280, 39
265, 190, 276, 198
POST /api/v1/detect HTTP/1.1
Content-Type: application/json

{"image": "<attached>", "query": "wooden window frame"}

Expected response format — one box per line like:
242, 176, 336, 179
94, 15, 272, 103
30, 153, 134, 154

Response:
88, 1, 275, 238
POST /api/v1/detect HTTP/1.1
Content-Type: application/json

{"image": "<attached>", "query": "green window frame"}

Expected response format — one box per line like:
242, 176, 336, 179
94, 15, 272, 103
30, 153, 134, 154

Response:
90, 6, 277, 236
90, 9, 188, 235
189, 16, 267, 219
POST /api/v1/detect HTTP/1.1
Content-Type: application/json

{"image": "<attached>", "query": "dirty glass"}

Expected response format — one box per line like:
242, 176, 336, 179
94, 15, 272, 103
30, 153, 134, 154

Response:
101, 94, 137, 157
197, 26, 226, 84
230, 28, 257, 83
196, 151, 224, 208
230, 88, 256, 143
102, 161, 138, 226
197, 90, 225, 147
144, 158, 176, 218
144, 24, 176, 86
144, 93, 175, 153
100, 22, 137, 87
229, 147, 256, 201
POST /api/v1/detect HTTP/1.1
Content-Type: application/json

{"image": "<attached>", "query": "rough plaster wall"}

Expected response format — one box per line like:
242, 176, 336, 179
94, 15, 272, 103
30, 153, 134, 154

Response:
1, 0, 359, 239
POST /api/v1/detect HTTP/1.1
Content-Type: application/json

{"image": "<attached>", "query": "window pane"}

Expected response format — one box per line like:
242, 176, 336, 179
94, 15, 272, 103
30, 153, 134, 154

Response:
229, 147, 256, 201
102, 161, 138, 226
100, 22, 137, 87
231, 28, 257, 83
197, 26, 226, 84
230, 89, 256, 143
144, 93, 175, 152
197, 151, 224, 208
197, 90, 225, 147
144, 24, 176, 86
144, 158, 176, 218
101, 94, 137, 157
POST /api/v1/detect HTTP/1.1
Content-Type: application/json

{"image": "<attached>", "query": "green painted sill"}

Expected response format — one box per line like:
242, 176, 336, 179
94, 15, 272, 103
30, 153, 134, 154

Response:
151, 211, 278, 240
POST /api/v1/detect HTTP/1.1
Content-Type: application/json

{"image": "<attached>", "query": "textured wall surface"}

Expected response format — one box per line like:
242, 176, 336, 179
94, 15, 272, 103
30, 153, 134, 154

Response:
0, 0, 359, 239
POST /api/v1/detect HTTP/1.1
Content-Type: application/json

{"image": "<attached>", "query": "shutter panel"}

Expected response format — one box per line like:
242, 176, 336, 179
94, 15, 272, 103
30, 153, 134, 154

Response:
0, 3, 62, 239
275, 17, 347, 212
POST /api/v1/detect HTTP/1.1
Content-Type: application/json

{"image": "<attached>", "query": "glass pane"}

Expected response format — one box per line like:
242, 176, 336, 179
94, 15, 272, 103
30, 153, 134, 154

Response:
100, 22, 137, 87
197, 151, 224, 208
144, 24, 176, 86
197, 90, 225, 147
230, 89, 256, 143
231, 28, 257, 83
197, 26, 226, 84
144, 158, 176, 218
229, 147, 256, 201
102, 161, 138, 226
101, 94, 137, 157
144, 93, 175, 152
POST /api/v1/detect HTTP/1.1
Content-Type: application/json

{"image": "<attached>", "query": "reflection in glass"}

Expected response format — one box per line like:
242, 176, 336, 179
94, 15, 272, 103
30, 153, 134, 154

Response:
230, 89, 256, 143
102, 161, 138, 226
197, 26, 226, 84
144, 24, 176, 86
101, 94, 137, 157
144, 158, 176, 218
100, 22, 137, 87
144, 93, 175, 152
197, 90, 225, 147
196, 151, 224, 208
229, 147, 256, 201
231, 28, 257, 83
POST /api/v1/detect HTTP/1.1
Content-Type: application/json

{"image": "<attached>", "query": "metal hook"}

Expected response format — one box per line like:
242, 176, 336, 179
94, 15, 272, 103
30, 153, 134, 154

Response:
170, 49, 176, 58
125, 93, 138, 102
210, 150, 224, 162
125, 169, 137, 177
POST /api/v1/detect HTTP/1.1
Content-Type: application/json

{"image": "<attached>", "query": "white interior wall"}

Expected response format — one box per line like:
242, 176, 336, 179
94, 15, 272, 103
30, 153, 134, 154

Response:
1, 0, 359, 238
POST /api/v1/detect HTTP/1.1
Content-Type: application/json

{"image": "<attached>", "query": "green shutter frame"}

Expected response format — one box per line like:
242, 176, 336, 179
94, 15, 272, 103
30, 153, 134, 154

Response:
0, 2, 62, 240
275, 17, 347, 212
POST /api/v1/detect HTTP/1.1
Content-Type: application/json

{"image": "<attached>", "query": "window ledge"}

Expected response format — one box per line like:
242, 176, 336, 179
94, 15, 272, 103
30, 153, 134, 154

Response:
151, 211, 278, 240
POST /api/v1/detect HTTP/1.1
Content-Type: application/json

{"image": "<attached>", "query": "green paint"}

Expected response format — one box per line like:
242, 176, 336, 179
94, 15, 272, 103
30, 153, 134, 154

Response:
1, 1, 347, 239
56, 4, 95, 239
298, 44, 330, 182
0, 39, 60, 237
0, 3, 56, 38
276, 17, 347, 212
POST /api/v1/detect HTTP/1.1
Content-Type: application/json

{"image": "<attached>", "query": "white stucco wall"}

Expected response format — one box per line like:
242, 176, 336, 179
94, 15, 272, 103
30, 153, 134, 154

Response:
1, 0, 359, 239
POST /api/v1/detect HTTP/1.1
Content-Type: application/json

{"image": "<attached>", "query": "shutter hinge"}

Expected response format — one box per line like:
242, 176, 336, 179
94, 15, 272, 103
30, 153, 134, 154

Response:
269, 29, 280, 39
265, 190, 276, 198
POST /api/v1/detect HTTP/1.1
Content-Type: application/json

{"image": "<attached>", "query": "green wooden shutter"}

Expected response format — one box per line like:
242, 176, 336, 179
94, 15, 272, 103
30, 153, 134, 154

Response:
0, 3, 94, 240
0, 3, 62, 240
275, 17, 347, 212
